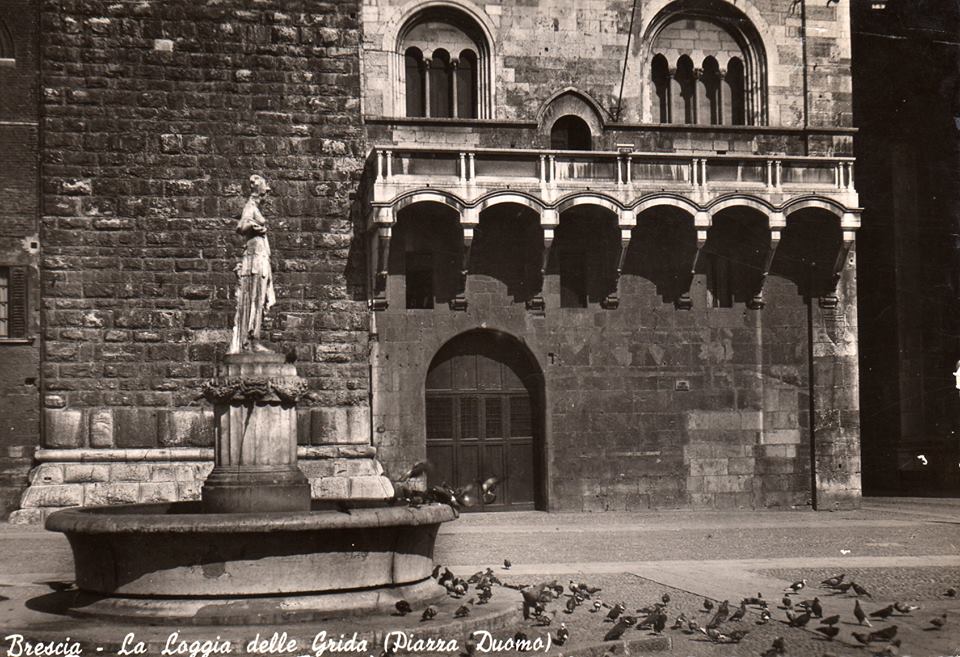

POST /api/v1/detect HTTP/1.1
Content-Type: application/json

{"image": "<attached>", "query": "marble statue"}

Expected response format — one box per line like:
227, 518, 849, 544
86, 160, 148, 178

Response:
228, 174, 277, 354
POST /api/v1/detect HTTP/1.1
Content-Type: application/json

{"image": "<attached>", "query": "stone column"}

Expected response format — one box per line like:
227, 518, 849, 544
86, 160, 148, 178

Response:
201, 352, 311, 513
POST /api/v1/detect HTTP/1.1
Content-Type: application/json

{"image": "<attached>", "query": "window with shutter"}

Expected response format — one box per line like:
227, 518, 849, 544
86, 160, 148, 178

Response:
0, 266, 28, 338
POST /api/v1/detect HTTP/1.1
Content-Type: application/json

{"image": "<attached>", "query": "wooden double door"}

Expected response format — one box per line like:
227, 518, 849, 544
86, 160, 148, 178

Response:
425, 332, 541, 511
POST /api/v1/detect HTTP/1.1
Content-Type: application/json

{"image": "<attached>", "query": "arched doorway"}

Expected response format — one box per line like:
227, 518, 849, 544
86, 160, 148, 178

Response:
424, 330, 544, 511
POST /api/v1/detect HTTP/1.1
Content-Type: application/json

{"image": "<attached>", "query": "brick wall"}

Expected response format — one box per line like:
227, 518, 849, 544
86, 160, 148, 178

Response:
39, 0, 368, 451
0, 0, 40, 517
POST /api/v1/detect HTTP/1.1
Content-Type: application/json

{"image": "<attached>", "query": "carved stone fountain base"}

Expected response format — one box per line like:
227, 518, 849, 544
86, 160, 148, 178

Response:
46, 501, 456, 624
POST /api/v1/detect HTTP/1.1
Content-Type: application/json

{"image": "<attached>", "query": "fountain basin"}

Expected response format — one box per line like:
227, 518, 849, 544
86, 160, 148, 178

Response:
46, 501, 456, 624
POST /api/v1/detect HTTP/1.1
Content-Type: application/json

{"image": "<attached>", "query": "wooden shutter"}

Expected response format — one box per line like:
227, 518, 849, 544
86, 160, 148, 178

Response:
8, 266, 27, 338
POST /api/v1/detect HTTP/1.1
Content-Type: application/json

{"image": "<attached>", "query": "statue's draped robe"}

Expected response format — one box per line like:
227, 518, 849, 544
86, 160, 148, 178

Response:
229, 199, 276, 353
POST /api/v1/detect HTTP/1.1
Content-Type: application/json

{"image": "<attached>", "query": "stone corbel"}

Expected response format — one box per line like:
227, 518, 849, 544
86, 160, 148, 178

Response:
677, 211, 711, 310
369, 224, 392, 311
820, 227, 857, 308
450, 210, 479, 311
527, 210, 558, 313
603, 211, 635, 310
748, 213, 785, 310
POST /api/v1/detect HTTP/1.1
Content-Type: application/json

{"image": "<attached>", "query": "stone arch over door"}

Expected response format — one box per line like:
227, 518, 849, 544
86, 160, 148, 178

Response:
424, 329, 545, 511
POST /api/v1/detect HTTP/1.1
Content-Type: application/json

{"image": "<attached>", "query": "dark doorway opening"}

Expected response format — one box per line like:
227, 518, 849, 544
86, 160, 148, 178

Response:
425, 330, 544, 511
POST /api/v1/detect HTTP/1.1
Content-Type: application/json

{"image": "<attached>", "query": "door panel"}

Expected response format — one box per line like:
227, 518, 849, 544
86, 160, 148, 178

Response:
425, 333, 541, 511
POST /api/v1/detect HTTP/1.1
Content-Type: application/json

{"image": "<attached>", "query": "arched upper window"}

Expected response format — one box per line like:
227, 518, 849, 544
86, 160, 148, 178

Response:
646, 8, 767, 126
397, 7, 491, 119
0, 20, 14, 60
550, 115, 592, 150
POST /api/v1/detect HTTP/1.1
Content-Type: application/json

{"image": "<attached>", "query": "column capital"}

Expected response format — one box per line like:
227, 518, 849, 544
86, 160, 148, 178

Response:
769, 211, 786, 231
541, 208, 559, 228
618, 208, 636, 228
694, 211, 711, 229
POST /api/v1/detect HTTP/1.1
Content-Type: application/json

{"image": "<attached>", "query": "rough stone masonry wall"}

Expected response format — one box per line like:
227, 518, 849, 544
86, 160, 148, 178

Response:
362, 0, 853, 128
373, 258, 816, 512
16, 0, 373, 521
0, 0, 41, 517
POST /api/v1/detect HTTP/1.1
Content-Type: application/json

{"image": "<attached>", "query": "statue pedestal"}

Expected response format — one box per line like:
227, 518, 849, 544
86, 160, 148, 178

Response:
201, 353, 310, 513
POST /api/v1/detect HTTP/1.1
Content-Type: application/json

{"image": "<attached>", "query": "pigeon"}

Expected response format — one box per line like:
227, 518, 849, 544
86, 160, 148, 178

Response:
503, 559, 512, 570
535, 610, 555, 627
687, 619, 702, 634
758, 609, 771, 624
811, 597, 823, 618
395, 600, 412, 616
397, 461, 430, 482
781, 596, 793, 609
787, 579, 807, 594
591, 600, 602, 612
928, 613, 947, 629
603, 616, 636, 641
821, 614, 840, 626
554, 624, 569, 646
815, 625, 840, 640
821, 573, 845, 588
761, 637, 786, 656
651, 610, 667, 634
729, 601, 746, 622
854, 599, 872, 626
564, 596, 577, 613
788, 611, 811, 628
661, 593, 671, 605
834, 581, 854, 594
421, 605, 437, 621
672, 613, 687, 630
637, 606, 665, 628
606, 602, 626, 621
870, 605, 896, 619
513, 632, 528, 652
868, 625, 898, 642
743, 593, 764, 606
454, 604, 470, 618
851, 581, 871, 597
702, 598, 714, 611
893, 601, 919, 614
480, 476, 501, 504
463, 636, 478, 657
707, 600, 730, 628
874, 639, 902, 657
945, 588, 957, 598
851, 631, 871, 645
724, 629, 749, 644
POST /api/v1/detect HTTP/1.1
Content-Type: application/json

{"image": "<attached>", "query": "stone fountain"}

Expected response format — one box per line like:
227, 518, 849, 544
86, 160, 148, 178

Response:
45, 176, 456, 624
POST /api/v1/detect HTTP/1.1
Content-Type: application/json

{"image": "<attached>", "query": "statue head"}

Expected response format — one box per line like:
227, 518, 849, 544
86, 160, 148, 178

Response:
248, 174, 271, 198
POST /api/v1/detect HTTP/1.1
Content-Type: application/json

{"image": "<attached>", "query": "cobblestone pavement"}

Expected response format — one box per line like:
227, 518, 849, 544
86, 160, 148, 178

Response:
0, 498, 958, 657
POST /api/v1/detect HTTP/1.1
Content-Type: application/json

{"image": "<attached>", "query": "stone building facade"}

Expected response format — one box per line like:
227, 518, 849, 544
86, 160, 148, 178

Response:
2, 0, 866, 519
361, 0, 862, 511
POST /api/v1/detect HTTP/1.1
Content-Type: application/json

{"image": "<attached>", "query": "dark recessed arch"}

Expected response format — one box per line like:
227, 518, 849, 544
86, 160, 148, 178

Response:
771, 208, 844, 298
425, 328, 545, 511
391, 201, 462, 308
472, 203, 542, 303
625, 205, 697, 303
700, 206, 770, 307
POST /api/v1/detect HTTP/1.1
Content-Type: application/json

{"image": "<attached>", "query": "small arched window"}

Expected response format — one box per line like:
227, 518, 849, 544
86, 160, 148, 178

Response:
429, 49, 452, 118
701, 57, 722, 125
652, 54, 671, 123
457, 49, 478, 119
675, 56, 696, 124
551, 115, 592, 150
398, 8, 492, 119
646, 9, 765, 126
405, 47, 426, 117
726, 57, 746, 125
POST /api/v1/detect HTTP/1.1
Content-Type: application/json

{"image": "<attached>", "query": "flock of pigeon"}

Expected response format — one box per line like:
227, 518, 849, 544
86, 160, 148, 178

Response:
391, 563, 952, 657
